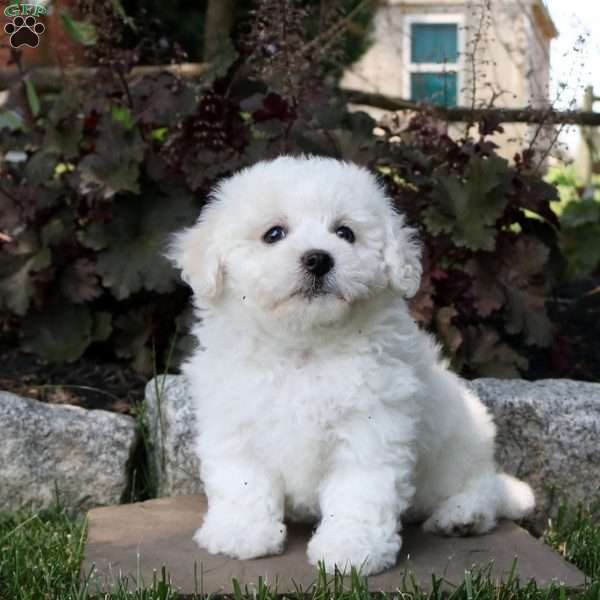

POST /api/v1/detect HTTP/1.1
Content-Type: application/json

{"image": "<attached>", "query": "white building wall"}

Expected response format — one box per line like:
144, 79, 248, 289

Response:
341, 0, 555, 160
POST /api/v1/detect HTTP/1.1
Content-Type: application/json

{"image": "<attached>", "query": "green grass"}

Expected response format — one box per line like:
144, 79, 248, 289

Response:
545, 502, 600, 581
0, 504, 86, 600
1, 502, 599, 600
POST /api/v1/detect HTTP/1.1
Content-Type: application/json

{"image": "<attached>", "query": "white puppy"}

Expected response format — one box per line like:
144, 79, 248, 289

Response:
170, 156, 534, 576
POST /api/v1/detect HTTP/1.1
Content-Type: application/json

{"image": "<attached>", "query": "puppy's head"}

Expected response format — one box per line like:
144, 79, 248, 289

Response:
169, 156, 421, 328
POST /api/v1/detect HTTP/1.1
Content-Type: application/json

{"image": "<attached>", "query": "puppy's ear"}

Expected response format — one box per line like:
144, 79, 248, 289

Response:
168, 210, 224, 301
383, 205, 422, 298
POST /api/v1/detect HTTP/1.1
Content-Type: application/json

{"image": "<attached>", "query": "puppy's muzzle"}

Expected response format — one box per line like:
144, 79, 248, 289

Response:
301, 250, 334, 277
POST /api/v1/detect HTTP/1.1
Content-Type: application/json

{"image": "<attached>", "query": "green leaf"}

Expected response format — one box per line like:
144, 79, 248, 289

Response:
465, 326, 528, 378
25, 151, 57, 185
110, 0, 137, 30
78, 115, 145, 198
425, 155, 509, 250
560, 199, 600, 229
111, 105, 135, 131
504, 286, 553, 347
96, 190, 197, 299
0, 247, 51, 316
150, 127, 168, 141
561, 223, 600, 279
24, 79, 40, 117
0, 110, 25, 131
60, 10, 98, 46
43, 88, 84, 159
0, 256, 35, 315
77, 221, 110, 251
22, 304, 93, 362
41, 218, 66, 246
114, 309, 154, 373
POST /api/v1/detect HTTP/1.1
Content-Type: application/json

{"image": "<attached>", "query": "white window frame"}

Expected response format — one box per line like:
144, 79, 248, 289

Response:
402, 14, 466, 106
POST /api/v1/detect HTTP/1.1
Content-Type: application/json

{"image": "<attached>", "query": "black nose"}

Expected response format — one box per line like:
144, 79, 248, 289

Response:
301, 250, 334, 277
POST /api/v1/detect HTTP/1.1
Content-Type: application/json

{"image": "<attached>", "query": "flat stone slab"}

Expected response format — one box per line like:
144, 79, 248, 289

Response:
83, 495, 585, 594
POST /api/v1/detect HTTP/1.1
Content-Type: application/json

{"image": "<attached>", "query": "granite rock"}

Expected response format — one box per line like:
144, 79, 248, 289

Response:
468, 378, 600, 522
144, 376, 203, 497
0, 391, 137, 512
145, 376, 600, 518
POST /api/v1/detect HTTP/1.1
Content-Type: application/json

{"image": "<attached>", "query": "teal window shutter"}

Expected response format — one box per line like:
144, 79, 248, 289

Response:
411, 23, 458, 64
410, 72, 457, 106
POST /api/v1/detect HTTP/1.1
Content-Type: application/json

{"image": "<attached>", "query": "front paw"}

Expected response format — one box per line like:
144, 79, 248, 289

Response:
194, 510, 286, 559
307, 520, 401, 576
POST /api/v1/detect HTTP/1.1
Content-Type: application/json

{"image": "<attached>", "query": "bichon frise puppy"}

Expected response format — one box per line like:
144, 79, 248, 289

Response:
169, 155, 534, 576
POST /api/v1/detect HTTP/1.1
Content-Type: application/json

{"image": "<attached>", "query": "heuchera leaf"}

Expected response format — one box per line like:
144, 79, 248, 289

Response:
24, 151, 58, 186
114, 308, 155, 374
504, 286, 553, 346
60, 258, 102, 303
435, 306, 463, 355
78, 116, 145, 198
0, 52, 565, 378
498, 237, 553, 346
22, 304, 93, 362
464, 257, 505, 317
0, 248, 50, 315
95, 191, 197, 299
560, 198, 600, 229
425, 155, 509, 250
560, 223, 600, 280
465, 326, 529, 378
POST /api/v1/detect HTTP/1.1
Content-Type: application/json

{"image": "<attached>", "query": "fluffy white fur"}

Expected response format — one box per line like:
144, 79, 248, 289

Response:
170, 156, 535, 576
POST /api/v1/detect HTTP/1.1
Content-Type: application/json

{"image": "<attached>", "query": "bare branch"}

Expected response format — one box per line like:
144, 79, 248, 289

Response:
0, 63, 210, 92
342, 88, 600, 126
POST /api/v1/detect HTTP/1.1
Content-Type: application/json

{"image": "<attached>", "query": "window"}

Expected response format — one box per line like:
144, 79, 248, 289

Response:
404, 16, 464, 107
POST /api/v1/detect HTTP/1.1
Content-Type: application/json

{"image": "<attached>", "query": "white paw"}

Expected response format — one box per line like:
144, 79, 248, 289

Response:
307, 520, 401, 576
423, 497, 496, 536
194, 511, 286, 559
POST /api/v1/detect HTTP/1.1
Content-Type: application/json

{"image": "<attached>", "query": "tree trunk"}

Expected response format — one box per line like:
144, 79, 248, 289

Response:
203, 0, 237, 62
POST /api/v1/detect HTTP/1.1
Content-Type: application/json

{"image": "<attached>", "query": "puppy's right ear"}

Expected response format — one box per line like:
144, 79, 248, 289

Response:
168, 211, 224, 301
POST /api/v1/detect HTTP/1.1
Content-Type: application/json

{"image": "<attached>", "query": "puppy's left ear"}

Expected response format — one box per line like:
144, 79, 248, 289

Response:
383, 205, 422, 298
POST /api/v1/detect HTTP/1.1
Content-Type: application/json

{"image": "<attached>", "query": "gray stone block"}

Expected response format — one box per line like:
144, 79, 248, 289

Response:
0, 391, 137, 512
145, 376, 600, 520
144, 376, 203, 497
468, 378, 600, 521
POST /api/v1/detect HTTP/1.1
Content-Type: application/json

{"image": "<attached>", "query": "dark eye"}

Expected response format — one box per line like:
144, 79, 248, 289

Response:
262, 225, 287, 244
335, 225, 355, 244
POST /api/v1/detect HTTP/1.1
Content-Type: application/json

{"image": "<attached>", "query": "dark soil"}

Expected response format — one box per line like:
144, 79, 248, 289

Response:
0, 344, 147, 414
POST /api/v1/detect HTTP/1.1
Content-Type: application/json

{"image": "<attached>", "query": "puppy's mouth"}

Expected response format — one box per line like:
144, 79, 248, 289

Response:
268, 276, 348, 312
294, 276, 345, 302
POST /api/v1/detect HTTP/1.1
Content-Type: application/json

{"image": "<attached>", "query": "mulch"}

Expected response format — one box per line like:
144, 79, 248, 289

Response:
0, 344, 147, 415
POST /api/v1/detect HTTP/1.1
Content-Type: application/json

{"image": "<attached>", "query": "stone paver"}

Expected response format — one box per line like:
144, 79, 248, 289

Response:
83, 495, 586, 594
